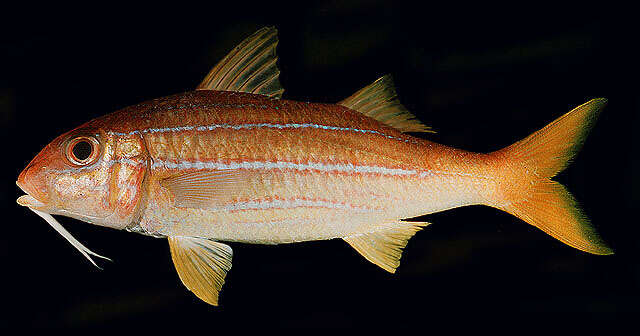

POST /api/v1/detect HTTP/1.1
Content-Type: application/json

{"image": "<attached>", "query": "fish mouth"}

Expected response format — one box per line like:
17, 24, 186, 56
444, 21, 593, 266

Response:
16, 194, 46, 208
16, 179, 48, 210
16, 161, 50, 209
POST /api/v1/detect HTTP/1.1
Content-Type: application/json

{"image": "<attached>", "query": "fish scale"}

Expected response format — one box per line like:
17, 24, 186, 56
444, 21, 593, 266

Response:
124, 90, 487, 240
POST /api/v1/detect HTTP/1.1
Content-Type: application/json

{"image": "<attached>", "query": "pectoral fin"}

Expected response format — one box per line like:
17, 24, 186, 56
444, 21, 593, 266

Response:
343, 222, 429, 273
159, 170, 247, 209
168, 236, 233, 306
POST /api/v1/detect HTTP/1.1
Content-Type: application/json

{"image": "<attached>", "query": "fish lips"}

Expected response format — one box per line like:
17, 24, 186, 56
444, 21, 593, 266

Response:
16, 160, 51, 209
16, 194, 46, 208
16, 179, 48, 210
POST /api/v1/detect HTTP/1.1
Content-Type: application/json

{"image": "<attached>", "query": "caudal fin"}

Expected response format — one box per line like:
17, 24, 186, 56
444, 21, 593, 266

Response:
495, 99, 613, 255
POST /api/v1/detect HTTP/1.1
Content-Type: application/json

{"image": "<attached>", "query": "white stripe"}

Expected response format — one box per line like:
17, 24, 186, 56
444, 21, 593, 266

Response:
152, 159, 419, 176
151, 160, 494, 179
52, 158, 492, 180
109, 123, 416, 143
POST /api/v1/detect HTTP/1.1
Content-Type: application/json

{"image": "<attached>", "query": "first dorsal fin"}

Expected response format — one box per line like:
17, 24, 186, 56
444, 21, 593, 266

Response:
197, 26, 284, 98
338, 75, 433, 133
168, 236, 233, 306
343, 222, 429, 273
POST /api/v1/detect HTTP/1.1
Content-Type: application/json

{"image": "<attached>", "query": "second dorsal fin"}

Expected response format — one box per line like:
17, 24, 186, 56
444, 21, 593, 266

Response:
197, 26, 284, 98
338, 75, 433, 133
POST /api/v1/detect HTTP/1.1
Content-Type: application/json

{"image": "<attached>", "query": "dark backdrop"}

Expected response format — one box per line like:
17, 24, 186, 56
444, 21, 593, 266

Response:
1, 1, 638, 331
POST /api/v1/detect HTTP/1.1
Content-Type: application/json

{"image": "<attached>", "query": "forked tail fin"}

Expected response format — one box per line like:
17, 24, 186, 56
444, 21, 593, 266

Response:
494, 98, 613, 255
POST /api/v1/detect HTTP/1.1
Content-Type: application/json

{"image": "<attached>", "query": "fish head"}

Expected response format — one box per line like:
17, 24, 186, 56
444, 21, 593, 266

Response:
17, 127, 112, 222
17, 124, 147, 229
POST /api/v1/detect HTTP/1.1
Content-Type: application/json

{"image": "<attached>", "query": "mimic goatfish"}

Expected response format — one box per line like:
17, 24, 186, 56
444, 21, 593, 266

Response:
16, 27, 612, 306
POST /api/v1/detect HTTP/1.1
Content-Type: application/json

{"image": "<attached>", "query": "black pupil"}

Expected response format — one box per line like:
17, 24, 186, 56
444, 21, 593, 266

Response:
72, 141, 92, 161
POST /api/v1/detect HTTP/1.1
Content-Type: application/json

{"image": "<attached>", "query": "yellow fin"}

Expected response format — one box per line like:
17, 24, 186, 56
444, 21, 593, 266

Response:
495, 98, 612, 255
338, 75, 433, 133
197, 26, 284, 98
343, 222, 429, 273
502, 98, 607, 178
502, 181, 613, 255
168, 236, 233, 306
159, 170, 246, 209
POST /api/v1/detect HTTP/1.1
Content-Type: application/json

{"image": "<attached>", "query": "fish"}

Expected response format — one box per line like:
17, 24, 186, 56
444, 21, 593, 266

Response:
16, 26, 613, 306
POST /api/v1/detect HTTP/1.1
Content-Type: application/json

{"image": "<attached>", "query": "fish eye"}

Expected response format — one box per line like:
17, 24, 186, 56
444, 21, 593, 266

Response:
65, 136, 100, 166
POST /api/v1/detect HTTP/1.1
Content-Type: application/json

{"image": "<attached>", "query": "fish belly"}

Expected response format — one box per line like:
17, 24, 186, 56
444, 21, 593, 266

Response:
138, 167, 489, 244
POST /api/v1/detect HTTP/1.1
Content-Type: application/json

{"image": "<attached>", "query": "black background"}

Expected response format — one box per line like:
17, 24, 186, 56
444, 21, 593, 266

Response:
1, 1, 638, 331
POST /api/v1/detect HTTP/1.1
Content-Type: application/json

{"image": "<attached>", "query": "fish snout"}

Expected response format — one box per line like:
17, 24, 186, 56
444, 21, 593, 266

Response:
16, 163, 49, 206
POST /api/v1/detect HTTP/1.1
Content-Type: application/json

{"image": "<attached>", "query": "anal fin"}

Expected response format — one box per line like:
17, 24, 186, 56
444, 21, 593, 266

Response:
343, 222, 429, 273
168, 236, 233, 306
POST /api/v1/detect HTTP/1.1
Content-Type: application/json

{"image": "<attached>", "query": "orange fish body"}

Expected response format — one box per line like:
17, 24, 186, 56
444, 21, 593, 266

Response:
88, 90, 489, 244
16, 27, 612, 306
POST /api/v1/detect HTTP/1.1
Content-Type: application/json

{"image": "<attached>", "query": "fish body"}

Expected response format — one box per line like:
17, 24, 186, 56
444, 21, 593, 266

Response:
16, 27, 612, 306
87, 90, 491, 243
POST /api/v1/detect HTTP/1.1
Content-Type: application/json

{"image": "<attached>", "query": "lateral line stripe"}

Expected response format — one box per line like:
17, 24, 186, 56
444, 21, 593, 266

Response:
107, 123, 417, 143
152, 159, 420, 176
52, 158, 491, 179
152, 159, 492, 179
